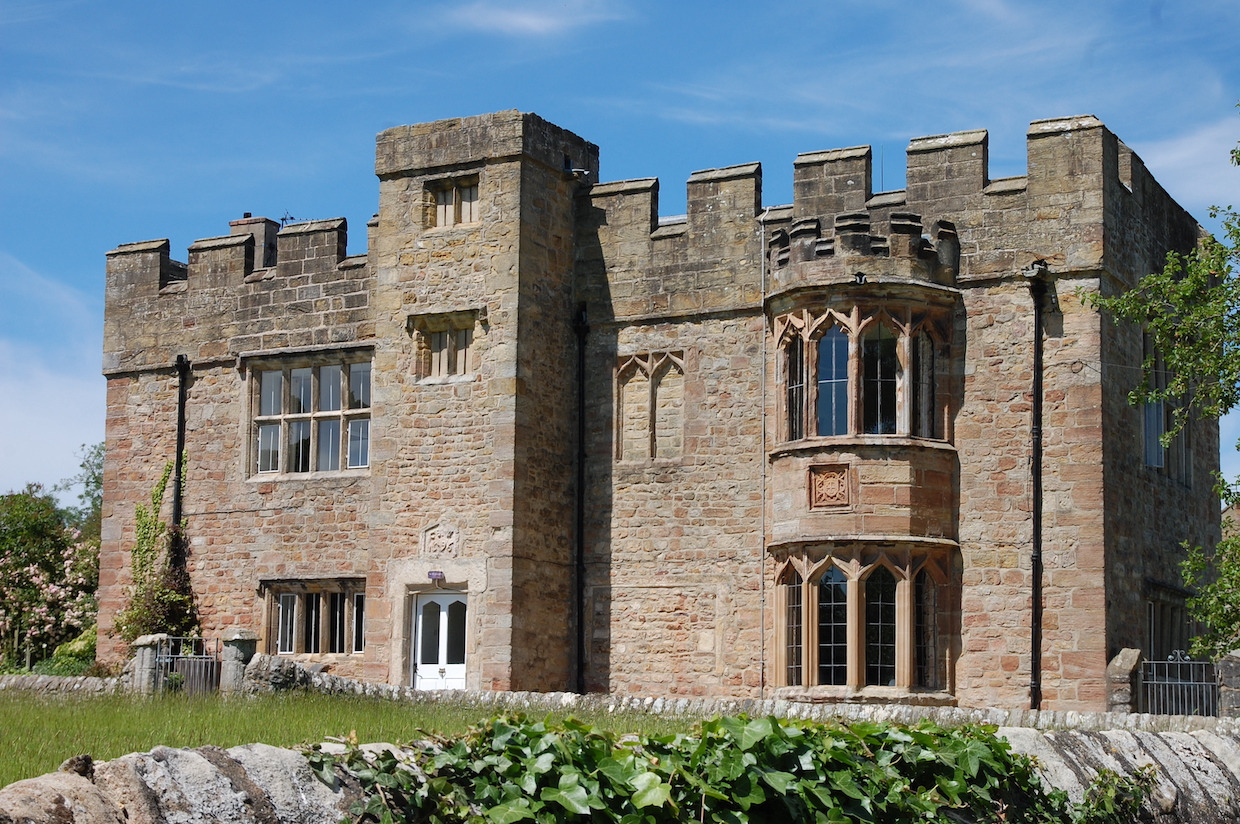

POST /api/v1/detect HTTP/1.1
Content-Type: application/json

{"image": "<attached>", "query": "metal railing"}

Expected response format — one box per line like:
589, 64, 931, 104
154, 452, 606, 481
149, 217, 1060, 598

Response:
1141, 650, 1219, 716
155, 636, 221, 695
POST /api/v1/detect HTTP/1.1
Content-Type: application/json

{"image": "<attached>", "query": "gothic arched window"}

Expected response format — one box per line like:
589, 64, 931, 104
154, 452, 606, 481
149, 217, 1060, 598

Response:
816, 327, 849, 436
862, 325, 898, 435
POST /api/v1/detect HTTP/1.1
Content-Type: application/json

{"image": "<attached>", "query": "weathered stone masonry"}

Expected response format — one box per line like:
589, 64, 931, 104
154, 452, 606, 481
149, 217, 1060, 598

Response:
99, 110, 1218, 712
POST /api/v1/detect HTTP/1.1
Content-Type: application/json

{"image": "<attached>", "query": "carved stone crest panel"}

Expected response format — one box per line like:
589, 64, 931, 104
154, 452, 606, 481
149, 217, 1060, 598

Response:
421, 523, 460, 557
809, 465, 849, 508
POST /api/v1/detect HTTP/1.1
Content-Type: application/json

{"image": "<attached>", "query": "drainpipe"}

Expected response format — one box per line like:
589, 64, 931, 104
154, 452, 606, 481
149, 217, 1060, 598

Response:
572, 305, 589, 694
758, 207, 770, 697
1025, 262, 1048, 710
172, 354, 191, 528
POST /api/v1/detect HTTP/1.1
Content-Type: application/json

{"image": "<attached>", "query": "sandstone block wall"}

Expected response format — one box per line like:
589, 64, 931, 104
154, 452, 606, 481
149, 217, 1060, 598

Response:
100, 110, 1216, 712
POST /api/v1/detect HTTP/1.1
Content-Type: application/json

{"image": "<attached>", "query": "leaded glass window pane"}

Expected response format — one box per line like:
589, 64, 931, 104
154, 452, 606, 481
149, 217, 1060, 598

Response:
783, 570, 803, 687
257, 424, 281, 473
319, 364, 342, 411
818, 566, 848, 686
288, 420, 311, 473
863, 326, 898, 435
915, 570, 940, 690
787, 338, 805, 441
317, 419, 341, 471
866, 567, 897, 686
349, 362, 371, 409
816, 327, 849, 436
348, 419, 370, 468
260, 371, 282, 416
289, 368, 312, 414
277, 594, 297, 654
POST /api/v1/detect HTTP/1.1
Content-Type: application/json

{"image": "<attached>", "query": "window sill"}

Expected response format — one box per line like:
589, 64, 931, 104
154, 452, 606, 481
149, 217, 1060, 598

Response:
424, 223, 480, 234
771, 685, 956, 707
770, 435, 955, 460
417, 373, 477, 386
248, 469, 370, 483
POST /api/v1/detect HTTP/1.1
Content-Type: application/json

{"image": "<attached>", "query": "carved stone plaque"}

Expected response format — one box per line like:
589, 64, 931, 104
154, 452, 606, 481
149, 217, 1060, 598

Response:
809, 465, 849, 508
421, 523, 459, 557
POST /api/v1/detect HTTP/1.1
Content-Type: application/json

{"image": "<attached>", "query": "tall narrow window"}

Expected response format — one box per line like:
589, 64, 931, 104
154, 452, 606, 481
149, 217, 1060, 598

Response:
818, 566, 848, 686
431, 328, 473, 377
328, 592, 347, 654
303, 593, 321, 654
277, 593, 297, 654
865, 567, 897, 686
786, 337, 805, 440
816, 327, 849, 436
446, 600, 467, 666
1143, 334, 1166, 468
914, 570, 940, 689
863, 325, 898, 435
783, 569, 803, 687
419, 601, 441, 666
257, 372, 283, 473
352, 593, 366, 653
911, 331, 936, 438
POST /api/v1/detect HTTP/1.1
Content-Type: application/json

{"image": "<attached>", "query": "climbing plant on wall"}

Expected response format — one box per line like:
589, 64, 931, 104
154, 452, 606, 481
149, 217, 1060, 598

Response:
114, 460, 198, 641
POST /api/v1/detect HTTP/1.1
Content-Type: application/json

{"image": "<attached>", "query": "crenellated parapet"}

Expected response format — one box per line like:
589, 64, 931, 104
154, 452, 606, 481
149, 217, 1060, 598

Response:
765, 210, 960, 302
582, 113, 1201, 317
577, 162, 764, 321
103, 216, 373, 374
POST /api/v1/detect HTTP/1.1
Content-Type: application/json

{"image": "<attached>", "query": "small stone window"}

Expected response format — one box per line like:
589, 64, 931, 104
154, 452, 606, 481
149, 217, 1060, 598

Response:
409, 310, 482, 380
252, 357, 371, 475
267, 579, 366, 656
428, 177, 479, 228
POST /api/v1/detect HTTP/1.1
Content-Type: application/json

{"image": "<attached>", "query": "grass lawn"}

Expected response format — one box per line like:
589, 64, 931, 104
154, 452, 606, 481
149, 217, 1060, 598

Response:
0, 691, 686, 790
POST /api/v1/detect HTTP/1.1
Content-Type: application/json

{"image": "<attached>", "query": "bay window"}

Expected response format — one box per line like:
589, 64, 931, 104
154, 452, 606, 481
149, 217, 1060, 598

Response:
780, 308, 946, 443
777, 547, 953, 694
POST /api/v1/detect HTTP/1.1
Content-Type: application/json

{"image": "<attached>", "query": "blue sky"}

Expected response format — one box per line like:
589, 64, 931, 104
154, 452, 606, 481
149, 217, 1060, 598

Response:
1, 0, 1238, 499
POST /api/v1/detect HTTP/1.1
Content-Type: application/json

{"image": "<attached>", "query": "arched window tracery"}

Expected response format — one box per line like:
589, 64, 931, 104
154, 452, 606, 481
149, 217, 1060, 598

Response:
778, 305, 950, 443
775, 545, 956, 694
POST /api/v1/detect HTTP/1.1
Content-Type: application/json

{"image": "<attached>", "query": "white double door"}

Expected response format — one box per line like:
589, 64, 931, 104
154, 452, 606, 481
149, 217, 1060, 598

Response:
411, 593, 467, 690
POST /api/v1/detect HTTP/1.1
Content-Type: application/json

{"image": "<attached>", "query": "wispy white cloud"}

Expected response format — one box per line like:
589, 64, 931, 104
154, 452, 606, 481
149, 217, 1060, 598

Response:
954, 0, 1024, 26
1133, 117, 1240, 216
0, 252, 99, 344
0, 254, 104, 497
0, 340, 104, 498
438, 0, 628, 36
0, 0, 87, 27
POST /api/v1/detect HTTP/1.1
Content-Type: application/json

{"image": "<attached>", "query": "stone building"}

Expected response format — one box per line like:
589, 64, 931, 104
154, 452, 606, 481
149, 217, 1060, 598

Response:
99, 110, 1218, 711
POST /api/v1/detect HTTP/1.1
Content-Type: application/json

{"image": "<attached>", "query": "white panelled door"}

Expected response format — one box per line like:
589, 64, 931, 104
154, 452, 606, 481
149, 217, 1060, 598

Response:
412, 593, 467, 690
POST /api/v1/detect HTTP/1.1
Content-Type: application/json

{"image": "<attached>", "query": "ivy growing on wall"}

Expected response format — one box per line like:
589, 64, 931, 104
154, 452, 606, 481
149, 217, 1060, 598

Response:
114, 460, 198, 641
309, 714, 1153, 824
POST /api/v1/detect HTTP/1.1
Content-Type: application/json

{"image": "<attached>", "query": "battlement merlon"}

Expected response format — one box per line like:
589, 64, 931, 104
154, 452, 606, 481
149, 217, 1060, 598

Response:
105, 217, 355, 297
374, 109, 600, 181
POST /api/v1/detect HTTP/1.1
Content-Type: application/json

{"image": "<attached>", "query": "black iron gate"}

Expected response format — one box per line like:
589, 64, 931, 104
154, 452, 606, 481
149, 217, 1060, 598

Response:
155, 636, 221, 694
1141, 650, 1219, 716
